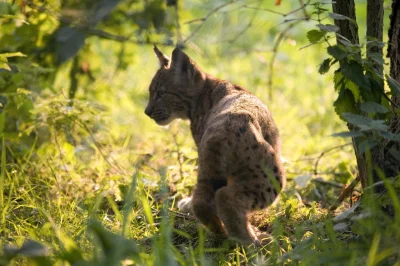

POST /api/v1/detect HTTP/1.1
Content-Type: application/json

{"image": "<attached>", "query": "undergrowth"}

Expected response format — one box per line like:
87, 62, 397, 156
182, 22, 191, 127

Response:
1, 1, 399, 265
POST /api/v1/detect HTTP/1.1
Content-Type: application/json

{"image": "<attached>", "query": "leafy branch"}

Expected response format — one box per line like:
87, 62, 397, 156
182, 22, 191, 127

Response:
183, 0, 241, 43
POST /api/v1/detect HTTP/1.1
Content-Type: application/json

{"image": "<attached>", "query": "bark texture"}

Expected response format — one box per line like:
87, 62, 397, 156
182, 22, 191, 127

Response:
367, 0, 384, 74
332, 1, 359, 45
332, 0, 368, 188
386, 0, 400, 176
367, 0, 385, 190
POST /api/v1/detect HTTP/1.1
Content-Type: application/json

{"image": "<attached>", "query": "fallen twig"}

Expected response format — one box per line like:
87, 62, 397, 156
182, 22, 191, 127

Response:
312, 177, 345, 188
329, 176, 360, 212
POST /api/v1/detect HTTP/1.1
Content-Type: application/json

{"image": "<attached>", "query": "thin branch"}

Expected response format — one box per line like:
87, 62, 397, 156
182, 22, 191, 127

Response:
298, 0, 309, 19
382, 90, 400, 109
78, 120, 129, 176
53, 134, 73, 181
268, 22, 296, 100
284, 0, 311, 17
228, 1, 261, 43
314, 143, 352, 175
243, 0, 311, 17
299, 37, 332, 50
33, 2, 162, 46
64, 114, 129, 176
85, 29, 163, 46
312, 177, 345, 188
281, 17, 311, 24
85, 29, 130, 42
174, 3, 183, 45
243, 5, 285, 15
183, 0, 242, 43
329, 176, 360, 212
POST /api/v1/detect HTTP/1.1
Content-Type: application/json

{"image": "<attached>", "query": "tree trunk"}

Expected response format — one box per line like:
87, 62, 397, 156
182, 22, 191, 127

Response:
366, 0, 384, 73
331, 0, 368, 188
385, 0, 400, 177
366, 0, 385, 191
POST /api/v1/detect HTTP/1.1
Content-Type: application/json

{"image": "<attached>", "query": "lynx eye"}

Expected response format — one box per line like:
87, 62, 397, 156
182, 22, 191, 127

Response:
157, 91, 166, 99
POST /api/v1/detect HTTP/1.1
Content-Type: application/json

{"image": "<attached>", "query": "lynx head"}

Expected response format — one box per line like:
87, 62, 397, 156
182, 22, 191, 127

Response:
144, 45, 206, 125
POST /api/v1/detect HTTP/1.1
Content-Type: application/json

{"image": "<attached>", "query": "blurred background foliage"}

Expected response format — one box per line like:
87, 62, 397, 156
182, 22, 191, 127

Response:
0, 0, 399, 265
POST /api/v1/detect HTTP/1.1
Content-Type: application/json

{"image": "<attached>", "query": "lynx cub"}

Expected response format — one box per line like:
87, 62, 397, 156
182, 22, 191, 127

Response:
145, 46, 285, 246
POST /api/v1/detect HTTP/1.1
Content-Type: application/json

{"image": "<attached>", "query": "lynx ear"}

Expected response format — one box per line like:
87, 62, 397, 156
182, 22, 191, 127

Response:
154, 45, 170, 68
171, 48, 195, 75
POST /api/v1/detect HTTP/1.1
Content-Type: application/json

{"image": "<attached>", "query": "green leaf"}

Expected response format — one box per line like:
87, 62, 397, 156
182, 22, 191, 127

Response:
0, 112, 4, 134
88, 219, 140, 259
317, 24, 339, 33
363, 73, 384, 102
334, 71, 345, 91
17, 240, 49, 257
388, 146, 400, 162
331, 131, 363, 138
358, 139, 379, 153
342, 113, 374, 126
368, 52, 384, 66
342, 113, 388, 131
327, 45, 347, 60
89, 0, 121, 25
0, 95, 7, 113
0, 52, 26, 58
366, 40, 386, 49
319, 58, 331, 74
345, 79, 360, 101
341, 61, 370, 89
56, 27, 86, 65
360, 102, 388, 114
363, 120, 387, 131
378, 131, 400, 141
3, 240, 52, 266
328, 13, 356, 24
386, 75, 400, 96
307, 30, 327, 43
334, 88, 357, 118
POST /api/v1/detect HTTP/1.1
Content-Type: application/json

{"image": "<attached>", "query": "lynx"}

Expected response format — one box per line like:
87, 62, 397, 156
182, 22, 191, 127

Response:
145, 46, 286, 246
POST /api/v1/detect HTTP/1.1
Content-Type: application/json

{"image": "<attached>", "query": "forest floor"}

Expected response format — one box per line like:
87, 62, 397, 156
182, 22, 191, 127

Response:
1, 41, 399, 265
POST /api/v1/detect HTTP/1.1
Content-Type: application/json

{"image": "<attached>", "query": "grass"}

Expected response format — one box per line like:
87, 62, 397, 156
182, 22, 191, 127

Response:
1, 1, 400, 265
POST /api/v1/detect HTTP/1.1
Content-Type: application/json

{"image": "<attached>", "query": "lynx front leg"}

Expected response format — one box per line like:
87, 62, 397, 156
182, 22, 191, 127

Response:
191, 183, 227, 237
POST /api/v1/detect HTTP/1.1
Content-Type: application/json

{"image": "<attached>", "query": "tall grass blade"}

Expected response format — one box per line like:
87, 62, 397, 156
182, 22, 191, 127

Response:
121, 167, 138, 237
367, 233, 381, 266
0, 135, 5, 211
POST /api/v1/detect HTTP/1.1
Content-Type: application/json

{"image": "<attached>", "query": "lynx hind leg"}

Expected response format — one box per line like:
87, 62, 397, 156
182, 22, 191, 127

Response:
177, 197, 193, 214
215, 185, 260, 245
191, 183, 227, 237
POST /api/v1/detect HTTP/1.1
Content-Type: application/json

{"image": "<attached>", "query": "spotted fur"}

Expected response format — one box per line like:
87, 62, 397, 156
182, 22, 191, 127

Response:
145, 46, 286, 245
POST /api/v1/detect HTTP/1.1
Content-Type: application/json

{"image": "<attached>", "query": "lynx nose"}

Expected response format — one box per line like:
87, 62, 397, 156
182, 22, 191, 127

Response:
144, 106, 153, 116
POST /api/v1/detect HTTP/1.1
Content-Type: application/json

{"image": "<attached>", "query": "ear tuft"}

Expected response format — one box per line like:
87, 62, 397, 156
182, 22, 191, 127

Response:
154, 45, 170, 68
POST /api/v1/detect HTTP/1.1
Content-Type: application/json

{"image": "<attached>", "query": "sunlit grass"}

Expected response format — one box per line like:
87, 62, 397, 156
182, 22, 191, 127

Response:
1, 1, 400, 265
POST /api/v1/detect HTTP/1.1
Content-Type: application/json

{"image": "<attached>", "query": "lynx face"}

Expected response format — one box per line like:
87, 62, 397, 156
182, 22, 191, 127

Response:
145, 69, 189, 125
145, 46, 201, 125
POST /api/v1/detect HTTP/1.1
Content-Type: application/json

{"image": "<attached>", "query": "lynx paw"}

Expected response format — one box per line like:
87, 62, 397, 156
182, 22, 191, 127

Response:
253, 227, 272, 246
177, 197, 193, 214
